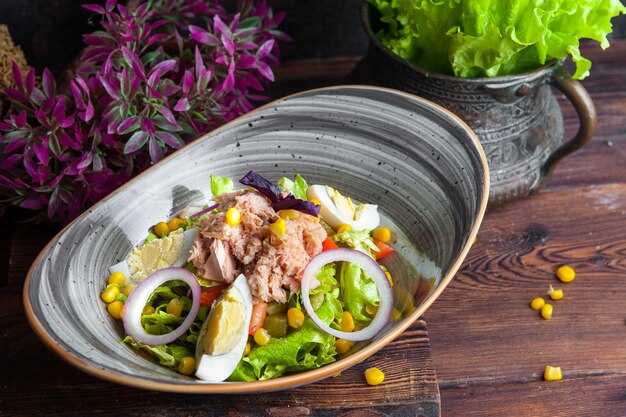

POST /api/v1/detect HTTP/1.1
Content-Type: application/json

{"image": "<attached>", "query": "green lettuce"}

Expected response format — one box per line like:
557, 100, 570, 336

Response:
227, 318, 336, 381
339, 262, 380, 323
368, 0, 626, 79
210, 174, 234, 197
122, 336, 193, 369
277, 174, 308, 200
331, 228, 379, 258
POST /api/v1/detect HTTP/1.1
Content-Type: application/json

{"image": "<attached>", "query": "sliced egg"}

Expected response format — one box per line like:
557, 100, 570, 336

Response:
195, 274, 253, 382
108, 228, 198, 282
307, 184, 380, 231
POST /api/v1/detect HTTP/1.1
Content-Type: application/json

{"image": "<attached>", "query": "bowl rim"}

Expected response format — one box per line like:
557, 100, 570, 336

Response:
23, 85, 490, 394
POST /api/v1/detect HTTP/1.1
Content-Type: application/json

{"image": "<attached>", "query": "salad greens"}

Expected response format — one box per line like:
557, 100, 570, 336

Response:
228, 319, 336, 381
278, 174, 309, 200
368, 0, 626, 79
210, 174, 234, 197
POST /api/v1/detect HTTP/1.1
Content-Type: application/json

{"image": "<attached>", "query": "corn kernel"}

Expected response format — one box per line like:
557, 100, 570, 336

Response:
365, 304, 379, 316
226, 207, 242, 227
279, 209, 300, 220
142, 305, 156, 315
107, 300, 124, 319
541, 303, 553, 320
108, 271, 126, 285
166, 298, 184, 317
530, 297, 545, 310
372, 227, 391, 243
243, 342, 251, 356
123, 283, 136, 297
391, 307, 402, 321
340, 311, 355, 332
544, 365, 562, 381
309, 197, 321, 206
178, 356, 196, 375
101, 285, 119, 304
254, 328, 271, 346
337, 224, 352, 234
364, 367, 385, 386
548, 285, 564, 300
556, 265, 576, 283
154, 221, 169, 238
335, 339, 352, 354
168, 217, 186, 231
385, 271, 393, 287
287, 307, 305, 329
269, 218, 287, 238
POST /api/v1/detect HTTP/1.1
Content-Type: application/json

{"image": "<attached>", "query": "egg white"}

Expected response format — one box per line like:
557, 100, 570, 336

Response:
194, 274, 253, 382
307, 184, 380, 231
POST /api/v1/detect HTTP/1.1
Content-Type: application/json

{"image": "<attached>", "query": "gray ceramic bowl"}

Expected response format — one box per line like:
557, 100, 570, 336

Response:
24, 86, 489, 393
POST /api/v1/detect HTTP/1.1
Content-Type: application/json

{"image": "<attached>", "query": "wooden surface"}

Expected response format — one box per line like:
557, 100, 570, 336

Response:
2, 39, 626, 417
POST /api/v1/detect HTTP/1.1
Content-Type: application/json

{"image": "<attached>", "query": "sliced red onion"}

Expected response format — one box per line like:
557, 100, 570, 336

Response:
123, 267, 201, 346
301, 248, 393, 342
189, 203, 219, 219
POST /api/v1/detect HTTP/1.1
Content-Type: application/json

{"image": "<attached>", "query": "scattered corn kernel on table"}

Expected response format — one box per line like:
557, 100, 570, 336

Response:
2, 41, 626, 416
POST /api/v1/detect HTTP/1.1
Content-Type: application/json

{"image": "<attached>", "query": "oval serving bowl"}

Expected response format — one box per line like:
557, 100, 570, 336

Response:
24, 85, 489, 393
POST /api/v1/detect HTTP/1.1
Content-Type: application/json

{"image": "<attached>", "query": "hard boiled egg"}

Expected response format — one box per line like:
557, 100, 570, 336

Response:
195, 274, 252, 382
307, 185, 380, 231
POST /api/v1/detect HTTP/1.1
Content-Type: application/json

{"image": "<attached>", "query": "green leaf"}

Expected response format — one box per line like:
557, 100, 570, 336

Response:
331, 228, 379, 258
210, 174, 234, 197
339, 262, 380, 323
277, 174, 308, 200
121, 336, 193, 369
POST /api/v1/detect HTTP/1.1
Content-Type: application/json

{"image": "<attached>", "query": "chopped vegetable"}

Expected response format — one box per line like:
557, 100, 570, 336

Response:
249, 301, 268, 335
199, 284, 228, 307
278, 174, 309, 200
335, 338, 352, 354
530, 297, 545, 310
107, 300, 124, 319
226, 207, 242, 226
548, 285, 563, 300
556, 265, 576, 283
373, 239, 394, 260
287, 308, 305, 329
210, 174, 234, 197
178, 356, 196, 375
364, 367, 385, 386
189, 203, 220, 219
384, 271, 393, 287
167, 217, 186, 231
372, 227, 391, 243
544, 365, 563, 381
541, 303, 553, 320
154, 221, 169, 238
101, 285, 119, 303
254, 328, 271, 346
108, 271, 126, 285
269, 218, 287, 238
322, 236, 338, 251
337, 224, 352, 234
166, 298, 184, 317
340, 311, 355, 332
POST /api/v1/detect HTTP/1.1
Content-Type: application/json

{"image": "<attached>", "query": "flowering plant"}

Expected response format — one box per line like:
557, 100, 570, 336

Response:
0, 0, 288, 223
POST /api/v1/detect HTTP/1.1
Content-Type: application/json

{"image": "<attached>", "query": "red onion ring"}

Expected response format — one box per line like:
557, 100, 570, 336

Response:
301, 248, 393, 342
123, 267, 201, 346
189, 203, 220, 219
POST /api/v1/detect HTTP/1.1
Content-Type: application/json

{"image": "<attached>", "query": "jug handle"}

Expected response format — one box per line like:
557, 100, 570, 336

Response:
542, 66, 597, 179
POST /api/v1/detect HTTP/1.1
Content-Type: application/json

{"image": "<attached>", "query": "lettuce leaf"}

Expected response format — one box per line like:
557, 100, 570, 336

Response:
278, 174, 309, 200
210, 174, 234, 197
121, 336, 193, 369
331, 228, 379, 258
227, 318, 336, 381
368, 0, 626, 79
339, 262, 380, 323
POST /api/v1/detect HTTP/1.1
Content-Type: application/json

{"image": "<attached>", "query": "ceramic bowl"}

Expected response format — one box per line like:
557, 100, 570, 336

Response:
24, 86, 489, 393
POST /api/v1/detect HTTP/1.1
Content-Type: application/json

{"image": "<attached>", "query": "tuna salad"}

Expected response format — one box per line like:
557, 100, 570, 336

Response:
101, 171, 397, 382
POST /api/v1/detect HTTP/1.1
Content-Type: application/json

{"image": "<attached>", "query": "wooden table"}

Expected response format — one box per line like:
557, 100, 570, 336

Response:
2, 41, 626, 416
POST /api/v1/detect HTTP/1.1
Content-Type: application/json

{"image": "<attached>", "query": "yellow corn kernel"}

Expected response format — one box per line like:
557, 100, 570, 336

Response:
287, 307, 305, 329
101, 285, 119, 304
340, 311, 355, 332
335, 339, 352, 354
556, 265, 576, 283
548, 285, 564, 300
107, 300, 124, 319
337, 224, 352, 234
544, 365, 562, 381
166, 298, 184, 317
309, 197, 321, 206
391, 307, 402, 321
385, 271, 393, 287
372, 227, 391, 243
269, 218, 287, 238
541, 303, 553, 320
254, 328, 271, 346
142, 305, 156, 315
108, 271, 126, 285
167, 217, 186, 231
365, 304, 379, 316
530, 297, 545, 310
279, 209, 300, 220
178, 356, 196, 375
225, 207, 242, 226
364, 367, 385, 386
243, 342, 251, 356
154, 221, 169, 238
123, 283, 136, 297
